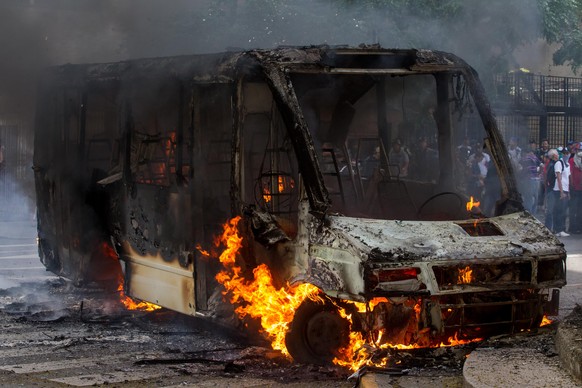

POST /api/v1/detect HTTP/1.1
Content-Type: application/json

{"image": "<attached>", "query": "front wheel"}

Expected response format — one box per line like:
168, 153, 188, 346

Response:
285, 297, 351, 365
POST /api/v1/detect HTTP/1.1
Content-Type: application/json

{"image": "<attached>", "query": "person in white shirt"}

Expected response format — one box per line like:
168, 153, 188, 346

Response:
547, 148, 570, 237
507, 136, 522, 173
467, 144, 491, 198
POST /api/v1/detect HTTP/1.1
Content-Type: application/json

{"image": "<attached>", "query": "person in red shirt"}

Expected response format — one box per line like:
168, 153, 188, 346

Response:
569, 143, 582, 233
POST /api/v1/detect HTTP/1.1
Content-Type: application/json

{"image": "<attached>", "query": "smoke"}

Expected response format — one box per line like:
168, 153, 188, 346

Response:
0, 0, 547, 211
0, 1, 546, 111
0, 1, 546, 92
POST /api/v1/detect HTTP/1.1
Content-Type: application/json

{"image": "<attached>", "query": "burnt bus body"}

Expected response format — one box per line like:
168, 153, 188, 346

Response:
34, 46, 566, 363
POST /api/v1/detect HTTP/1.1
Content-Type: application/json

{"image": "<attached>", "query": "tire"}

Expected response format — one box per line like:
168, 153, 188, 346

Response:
285, 297, 351, 365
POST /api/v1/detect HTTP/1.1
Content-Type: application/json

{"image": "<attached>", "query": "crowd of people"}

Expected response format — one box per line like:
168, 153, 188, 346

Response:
455, 136, 582, 235
360, 137, 439, 182
494, 137, 582, 237
356, 134, 582, 235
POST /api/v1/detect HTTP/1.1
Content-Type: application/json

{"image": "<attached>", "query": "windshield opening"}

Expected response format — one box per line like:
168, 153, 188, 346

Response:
293, 72, 505, 220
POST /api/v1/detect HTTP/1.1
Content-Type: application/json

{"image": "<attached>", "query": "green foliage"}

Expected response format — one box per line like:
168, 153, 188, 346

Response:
540, 0, 582, 72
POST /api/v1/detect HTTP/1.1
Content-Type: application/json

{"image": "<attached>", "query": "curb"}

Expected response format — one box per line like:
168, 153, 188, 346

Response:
359, 374, 380, 388
556, 306, 582, 384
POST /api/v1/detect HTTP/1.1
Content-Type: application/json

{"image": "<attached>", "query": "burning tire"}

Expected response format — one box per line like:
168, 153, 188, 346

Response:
285, 297, 350, 365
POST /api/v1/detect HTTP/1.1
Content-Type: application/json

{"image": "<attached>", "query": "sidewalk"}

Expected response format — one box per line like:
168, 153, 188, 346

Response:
463, 315, 581, 387
554, 305, 582, 385
361, 315, 581, 388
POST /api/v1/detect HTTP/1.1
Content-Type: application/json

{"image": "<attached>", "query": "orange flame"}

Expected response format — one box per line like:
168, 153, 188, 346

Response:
214, 216, 320, 357
458, 266, 473, 284
196, 244, 210, 257
97, 241, 162, 312
263, 186, 272, 203
210, 217, 482, 371
466, 196, 481, 211
332, 300, 481, 371
540, 315, 553, 327
117, 278, 162, 312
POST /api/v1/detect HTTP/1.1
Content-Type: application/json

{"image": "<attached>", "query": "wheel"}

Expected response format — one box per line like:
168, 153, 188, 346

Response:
285, 297, 351, 365
416, 191, 466, 220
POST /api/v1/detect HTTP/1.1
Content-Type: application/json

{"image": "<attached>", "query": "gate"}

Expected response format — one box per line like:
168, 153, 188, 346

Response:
492, 72, 582, 148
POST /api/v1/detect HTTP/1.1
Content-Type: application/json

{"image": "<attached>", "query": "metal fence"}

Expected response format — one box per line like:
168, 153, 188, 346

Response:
492, 72, 582, 148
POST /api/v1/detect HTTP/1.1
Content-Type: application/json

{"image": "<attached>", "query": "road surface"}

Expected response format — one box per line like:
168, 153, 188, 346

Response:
0, 218, 579, 387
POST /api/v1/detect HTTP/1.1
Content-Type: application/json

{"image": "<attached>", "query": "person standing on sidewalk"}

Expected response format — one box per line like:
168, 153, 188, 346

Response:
569, 143, 582, 234
537, 138, 550, 159
520, 142, 542, 215
545, 149, 570, 236
557, 146, 572, 236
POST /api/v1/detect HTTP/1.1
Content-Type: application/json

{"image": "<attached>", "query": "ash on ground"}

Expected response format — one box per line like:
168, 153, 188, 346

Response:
2, 278, 549, 385
0, 278, 351, 385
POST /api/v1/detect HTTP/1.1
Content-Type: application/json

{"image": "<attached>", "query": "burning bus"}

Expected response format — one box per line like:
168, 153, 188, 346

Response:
33, 45, 566, 366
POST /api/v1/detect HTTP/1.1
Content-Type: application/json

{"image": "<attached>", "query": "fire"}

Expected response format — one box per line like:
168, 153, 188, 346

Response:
210, 217, 482, 372
262, 175, 295, 204
117, 277, 162, 312
332, 299, 480, 371
466, 196, 481, 211
263, 186, 272, 203
96, 241, 162, 312
196, 243, 210, 257
458, 266, 473, 284
213, 216, 320, 356
540, 315, 553, 327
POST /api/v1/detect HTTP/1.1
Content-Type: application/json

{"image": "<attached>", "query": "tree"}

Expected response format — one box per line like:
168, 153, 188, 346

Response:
540, 0, 582, 73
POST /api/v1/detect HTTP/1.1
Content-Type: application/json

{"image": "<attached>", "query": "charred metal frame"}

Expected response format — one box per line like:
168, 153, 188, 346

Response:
33, 46, 566, 349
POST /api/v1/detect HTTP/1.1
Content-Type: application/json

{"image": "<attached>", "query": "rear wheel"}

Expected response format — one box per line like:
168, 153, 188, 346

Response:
285, 297, 351, 365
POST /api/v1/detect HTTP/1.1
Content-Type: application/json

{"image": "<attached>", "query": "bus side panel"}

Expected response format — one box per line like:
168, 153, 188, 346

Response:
34, 86, 99, 284
192, 83, 234, 311
119, 185, 197, 315
113, 81, 233, 315
34, 87, 62, 274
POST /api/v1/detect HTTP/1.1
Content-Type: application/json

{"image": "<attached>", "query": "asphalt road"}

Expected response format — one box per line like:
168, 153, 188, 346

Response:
0, 219, 54, 289
0, 218, 580, 387
0, 219, 352, 387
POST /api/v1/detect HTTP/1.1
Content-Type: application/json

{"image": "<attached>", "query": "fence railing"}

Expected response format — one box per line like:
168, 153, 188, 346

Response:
493, 72, 582, 112
492, 72, 582, 148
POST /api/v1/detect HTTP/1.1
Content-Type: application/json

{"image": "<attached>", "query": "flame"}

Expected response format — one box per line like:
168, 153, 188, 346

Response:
466, 196, 481, 211
196, 244, 210, 257
263, 186, 272, 203
117, 277, 162, 312
262, 175, 296, 204
95, 241, 162, 312
438, 332, 475, 346
332, 299, 481, 371
213, 216, 320, 356
458, 266, 473, 284
210, 217, 482, 371
540, 315, 553, 327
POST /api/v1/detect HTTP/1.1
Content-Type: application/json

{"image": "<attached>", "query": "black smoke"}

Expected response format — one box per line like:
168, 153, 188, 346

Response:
0, 0, 546, 116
